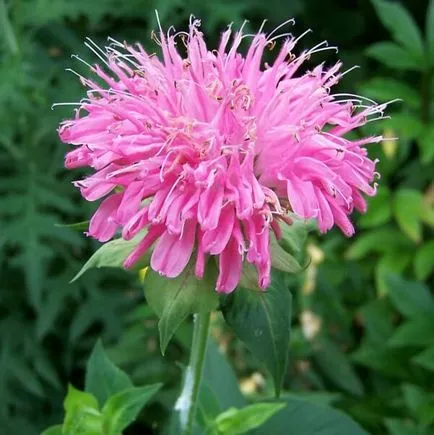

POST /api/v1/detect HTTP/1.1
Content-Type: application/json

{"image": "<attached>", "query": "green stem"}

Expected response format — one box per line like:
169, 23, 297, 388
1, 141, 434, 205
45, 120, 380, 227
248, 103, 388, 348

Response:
181, 312, 211, 435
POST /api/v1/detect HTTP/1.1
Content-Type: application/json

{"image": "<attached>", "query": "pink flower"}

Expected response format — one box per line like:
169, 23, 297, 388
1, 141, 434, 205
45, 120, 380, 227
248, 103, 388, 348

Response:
58, 18, 387, 293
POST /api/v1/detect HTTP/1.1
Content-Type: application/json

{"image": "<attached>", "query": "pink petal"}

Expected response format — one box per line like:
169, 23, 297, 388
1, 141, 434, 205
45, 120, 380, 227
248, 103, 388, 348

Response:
151, 219, 196, 277
202, 205, 235, 254
123, 224, 165, 269
88, 193, 122, 242
216, 237, 242, 293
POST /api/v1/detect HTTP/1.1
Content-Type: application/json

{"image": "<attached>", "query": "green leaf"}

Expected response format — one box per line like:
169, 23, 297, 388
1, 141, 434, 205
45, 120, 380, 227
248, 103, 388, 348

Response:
384, 419, 420, 435
71, 235, 146, 282
0, 0, 19, 55
196, 383, 222, 430
279, 217, 314, 254
85, 340, 133, 407
202, 339, 247, 410
214, 403, 286, 435
252, 396, 367, 435
388, 316, 434, 347
402, 384, 429, 416
365, 42, 422, 70
283, 392, 342, 407
144, 262, 219, 354
101, 384, 162, 434
417, 126, 434, 164
413, 346, 434, 371
427, 0, 434, 65
414, 241, 434, 280
63, 385, 102, 435
313, 338, 364, 396
41, 425, 63, 435
55, 220, 89, 231
385, 274, 434, 318
359, 78, 419, 110
393, 189, 423, 243
346, 228, 412, 260
221, 271, 292, 397
352, 342, 411, 378
375, 251, 412, 297
371, 0, 424, 59
359, 187, 392, 228
238, 262, 261, 291
383, 114, 424, 141
270, 234, 303, 273
359, 299, 395, 344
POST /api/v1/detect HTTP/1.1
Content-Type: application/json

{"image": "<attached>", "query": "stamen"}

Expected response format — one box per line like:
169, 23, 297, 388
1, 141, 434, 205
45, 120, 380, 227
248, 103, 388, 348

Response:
84, 37, 109, 66
266, 18, 295, 40
71, 54, 93, 70
340, 65, 360, 78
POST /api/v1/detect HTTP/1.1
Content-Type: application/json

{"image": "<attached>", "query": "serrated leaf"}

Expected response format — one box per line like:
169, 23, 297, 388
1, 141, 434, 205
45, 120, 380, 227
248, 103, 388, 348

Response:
393, 189, 423, 243
388, 316, 434, 347
412, 346, 434, 371
85, 340, 133, 407
63, 385, 102, 435
214, 403, 286, 435
144, 262, 219, 354
414, 241, 434, 280
385, 274, 434, 318
313, 338, 364, 396
371, 0, 424, 59
101, 384, 162, 434
365, 42, 422, 70
221, 271, 292, 397
252, 396, 367, 435
71, 234, 146, 282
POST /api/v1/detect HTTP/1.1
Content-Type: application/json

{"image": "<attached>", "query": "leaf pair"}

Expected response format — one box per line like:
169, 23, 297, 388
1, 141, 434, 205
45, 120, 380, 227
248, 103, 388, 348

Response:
42, 340, 161, 435
369, 0, 434, 70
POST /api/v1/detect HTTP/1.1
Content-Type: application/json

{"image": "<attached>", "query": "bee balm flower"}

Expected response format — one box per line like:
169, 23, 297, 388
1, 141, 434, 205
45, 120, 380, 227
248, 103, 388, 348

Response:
58, 18, 386, 293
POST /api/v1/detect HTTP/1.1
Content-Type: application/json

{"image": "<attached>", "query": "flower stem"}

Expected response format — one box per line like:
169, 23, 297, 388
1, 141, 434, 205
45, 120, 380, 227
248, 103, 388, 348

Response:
181, 312, 211, 435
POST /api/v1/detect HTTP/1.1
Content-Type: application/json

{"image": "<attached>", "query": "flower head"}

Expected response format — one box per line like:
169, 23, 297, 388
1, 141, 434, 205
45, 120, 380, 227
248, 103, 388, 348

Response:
58, 17, 386, 293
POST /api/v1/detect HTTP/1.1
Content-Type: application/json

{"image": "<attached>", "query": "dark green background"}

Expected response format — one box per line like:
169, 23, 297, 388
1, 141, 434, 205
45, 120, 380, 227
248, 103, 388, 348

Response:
1, 0, 433, 434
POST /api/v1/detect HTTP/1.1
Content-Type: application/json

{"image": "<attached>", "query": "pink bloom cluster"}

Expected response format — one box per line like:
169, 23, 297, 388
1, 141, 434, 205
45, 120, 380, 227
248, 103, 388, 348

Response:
59, 18, 386, 293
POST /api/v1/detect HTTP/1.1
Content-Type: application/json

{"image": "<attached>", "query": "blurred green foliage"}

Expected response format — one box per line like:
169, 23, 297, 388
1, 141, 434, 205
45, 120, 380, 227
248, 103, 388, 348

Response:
0, 0, 433, 433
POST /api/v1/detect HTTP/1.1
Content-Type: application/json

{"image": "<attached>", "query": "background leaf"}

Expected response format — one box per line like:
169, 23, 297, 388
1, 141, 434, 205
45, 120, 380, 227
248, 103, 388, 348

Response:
371, 0, 424, 59
101, 384, 162, 434
214, 403, 286, 435
252, 396, 368, 435
222, 271, 292, 397
85, 340, 133, 407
